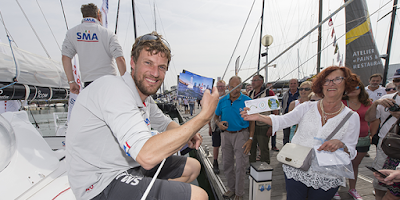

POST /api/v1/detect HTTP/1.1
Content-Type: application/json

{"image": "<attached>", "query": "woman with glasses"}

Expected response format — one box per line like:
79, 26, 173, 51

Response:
288, 81, 312, 142
386, 82, 397, 95
340, 81, 380, 200
241, 66, 360, 200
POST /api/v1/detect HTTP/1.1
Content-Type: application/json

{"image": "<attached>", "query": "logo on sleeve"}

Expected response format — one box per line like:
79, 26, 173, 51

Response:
123, 142, 131, 157
144, 118, 150, 126
76, 30, 98, 42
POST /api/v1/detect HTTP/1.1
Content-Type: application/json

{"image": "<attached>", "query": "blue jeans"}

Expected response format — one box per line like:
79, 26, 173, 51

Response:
189, 104, 194, 115
285, 174, 339, 200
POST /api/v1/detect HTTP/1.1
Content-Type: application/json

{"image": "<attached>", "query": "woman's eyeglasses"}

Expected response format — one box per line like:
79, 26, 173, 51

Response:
386, 88, 396, 91
137, 34, 171, 52
323, 77, 344, 86
355, 86, 360, 90
298, 88, 311, 91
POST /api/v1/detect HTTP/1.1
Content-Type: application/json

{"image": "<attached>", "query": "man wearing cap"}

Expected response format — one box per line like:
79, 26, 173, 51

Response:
62, 3, 126, 94
215, 76, 255, 200
65, 32, 219, 200
365, 69, 400, 200
365, 73, 387, 102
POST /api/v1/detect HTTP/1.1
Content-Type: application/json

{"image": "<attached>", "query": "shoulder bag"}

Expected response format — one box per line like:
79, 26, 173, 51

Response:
277, 111, 353, 171
381, 118, 400, 159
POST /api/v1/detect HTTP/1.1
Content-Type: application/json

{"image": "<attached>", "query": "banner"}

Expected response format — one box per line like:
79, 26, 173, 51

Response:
345, 0, 384, 85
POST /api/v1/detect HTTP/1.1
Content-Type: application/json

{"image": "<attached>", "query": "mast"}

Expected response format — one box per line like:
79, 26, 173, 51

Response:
382, 0, 398, 84
132, 0, 137, 39
115, 0, 121, 34
257, 0, 265, 74
317, 0, 322, 74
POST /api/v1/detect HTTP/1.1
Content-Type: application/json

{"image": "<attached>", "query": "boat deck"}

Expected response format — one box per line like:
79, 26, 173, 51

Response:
182, 105, 379, 200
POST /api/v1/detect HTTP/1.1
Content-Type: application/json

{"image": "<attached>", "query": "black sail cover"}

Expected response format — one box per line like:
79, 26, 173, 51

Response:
345, 0, 384, 85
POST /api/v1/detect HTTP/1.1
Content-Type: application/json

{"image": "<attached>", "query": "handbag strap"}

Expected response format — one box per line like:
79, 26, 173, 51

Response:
326, 110, 354, 141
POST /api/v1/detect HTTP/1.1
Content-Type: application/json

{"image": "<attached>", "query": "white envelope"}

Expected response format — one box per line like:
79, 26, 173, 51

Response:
245, 96, 280, 115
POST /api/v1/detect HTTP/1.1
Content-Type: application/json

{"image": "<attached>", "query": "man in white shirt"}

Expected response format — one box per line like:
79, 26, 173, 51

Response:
66, 32, 219, 200
365, 69, 400, 200
365, 73, 386, 102
62, 3, 126, 94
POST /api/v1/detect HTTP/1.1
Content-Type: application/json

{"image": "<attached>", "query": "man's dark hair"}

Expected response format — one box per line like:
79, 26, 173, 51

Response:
81, 3, 98, 18
254, 74, 264, 81
369, 73, 383, 80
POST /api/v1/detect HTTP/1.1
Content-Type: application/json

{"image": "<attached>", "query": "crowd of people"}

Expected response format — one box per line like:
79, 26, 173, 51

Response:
61, 3, 400, 200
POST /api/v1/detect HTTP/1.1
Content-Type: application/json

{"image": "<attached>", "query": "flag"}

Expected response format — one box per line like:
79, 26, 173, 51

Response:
100, 0, 109, 28
328, 18, 333, 26
67, 57, 82, 122
333, 36, 337, 47
339, 54, 343, 66
337, 50, 341, 62
331, 28, 335, 38
235, 56, 240, 76
334, 44, 339, 54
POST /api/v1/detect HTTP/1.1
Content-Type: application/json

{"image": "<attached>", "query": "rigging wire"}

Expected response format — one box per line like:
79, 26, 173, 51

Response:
0, 11, 19, 85
115, 0, 121, 34
15, 0, 51, 59
36, 0, 61, 51
152, 1, 179, 88
59, 0, 68, 30
220, 0, 355, 99
237, 19, 261, 72
0, 11, 18, 47
221, 0, 257, 80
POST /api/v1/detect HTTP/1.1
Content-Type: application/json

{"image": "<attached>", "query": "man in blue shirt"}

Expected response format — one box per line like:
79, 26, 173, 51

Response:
281, 78, 299, 145
215, 76, 255, 200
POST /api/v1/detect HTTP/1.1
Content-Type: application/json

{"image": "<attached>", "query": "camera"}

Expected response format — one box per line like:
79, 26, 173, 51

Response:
388, 103, 400, 112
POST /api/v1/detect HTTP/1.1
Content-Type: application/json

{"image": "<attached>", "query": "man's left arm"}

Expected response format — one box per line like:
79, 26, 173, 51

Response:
115, 56, 126, 76
242, 121, 254, 154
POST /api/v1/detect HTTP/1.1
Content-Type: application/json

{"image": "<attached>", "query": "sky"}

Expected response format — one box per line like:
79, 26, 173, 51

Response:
0, 0, 398, 90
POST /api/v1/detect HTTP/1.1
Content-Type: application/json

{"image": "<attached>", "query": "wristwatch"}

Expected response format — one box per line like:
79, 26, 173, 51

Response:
249, 137, 253, 140
68, 80, 75, 84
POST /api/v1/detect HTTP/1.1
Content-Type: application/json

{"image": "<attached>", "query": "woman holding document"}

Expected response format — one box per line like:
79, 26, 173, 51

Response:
241, 66, 360, 200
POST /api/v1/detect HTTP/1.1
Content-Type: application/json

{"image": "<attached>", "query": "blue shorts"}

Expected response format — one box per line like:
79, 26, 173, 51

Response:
92, 155, 191, 200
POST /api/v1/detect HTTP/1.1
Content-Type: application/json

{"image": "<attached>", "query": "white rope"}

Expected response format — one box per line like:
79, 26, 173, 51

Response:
140, 158, 166, 200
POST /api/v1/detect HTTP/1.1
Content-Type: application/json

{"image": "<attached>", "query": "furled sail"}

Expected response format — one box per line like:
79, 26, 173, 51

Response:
345, 0, 384, 85
0, 43, 68, 88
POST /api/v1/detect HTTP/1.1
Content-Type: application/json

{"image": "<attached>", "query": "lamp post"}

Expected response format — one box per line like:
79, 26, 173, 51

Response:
261, 35, 273, 82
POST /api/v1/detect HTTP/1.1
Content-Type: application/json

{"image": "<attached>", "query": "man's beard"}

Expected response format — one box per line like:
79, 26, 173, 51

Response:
134, 73, 161, 96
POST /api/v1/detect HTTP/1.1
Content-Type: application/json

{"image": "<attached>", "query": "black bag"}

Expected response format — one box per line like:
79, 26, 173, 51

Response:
381, 118, 400, 159
371, 133, 380, 146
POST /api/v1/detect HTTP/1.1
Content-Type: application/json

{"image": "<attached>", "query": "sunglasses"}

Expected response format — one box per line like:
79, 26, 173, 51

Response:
386, 88, 396, 91
137, 34, 171, 52
298, 88, 311, 91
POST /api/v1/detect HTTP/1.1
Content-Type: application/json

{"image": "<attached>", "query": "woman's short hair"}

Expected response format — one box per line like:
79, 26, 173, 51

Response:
300, 81, 312, 88
131, 31, 172, 67
312, 66, 359, 98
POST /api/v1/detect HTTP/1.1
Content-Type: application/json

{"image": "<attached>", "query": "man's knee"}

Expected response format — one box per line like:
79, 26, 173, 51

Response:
186, 157, 201, 179
190, 185, 208, 200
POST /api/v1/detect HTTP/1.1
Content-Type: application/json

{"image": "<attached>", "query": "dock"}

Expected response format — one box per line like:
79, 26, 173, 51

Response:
180, 104, 379, 200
